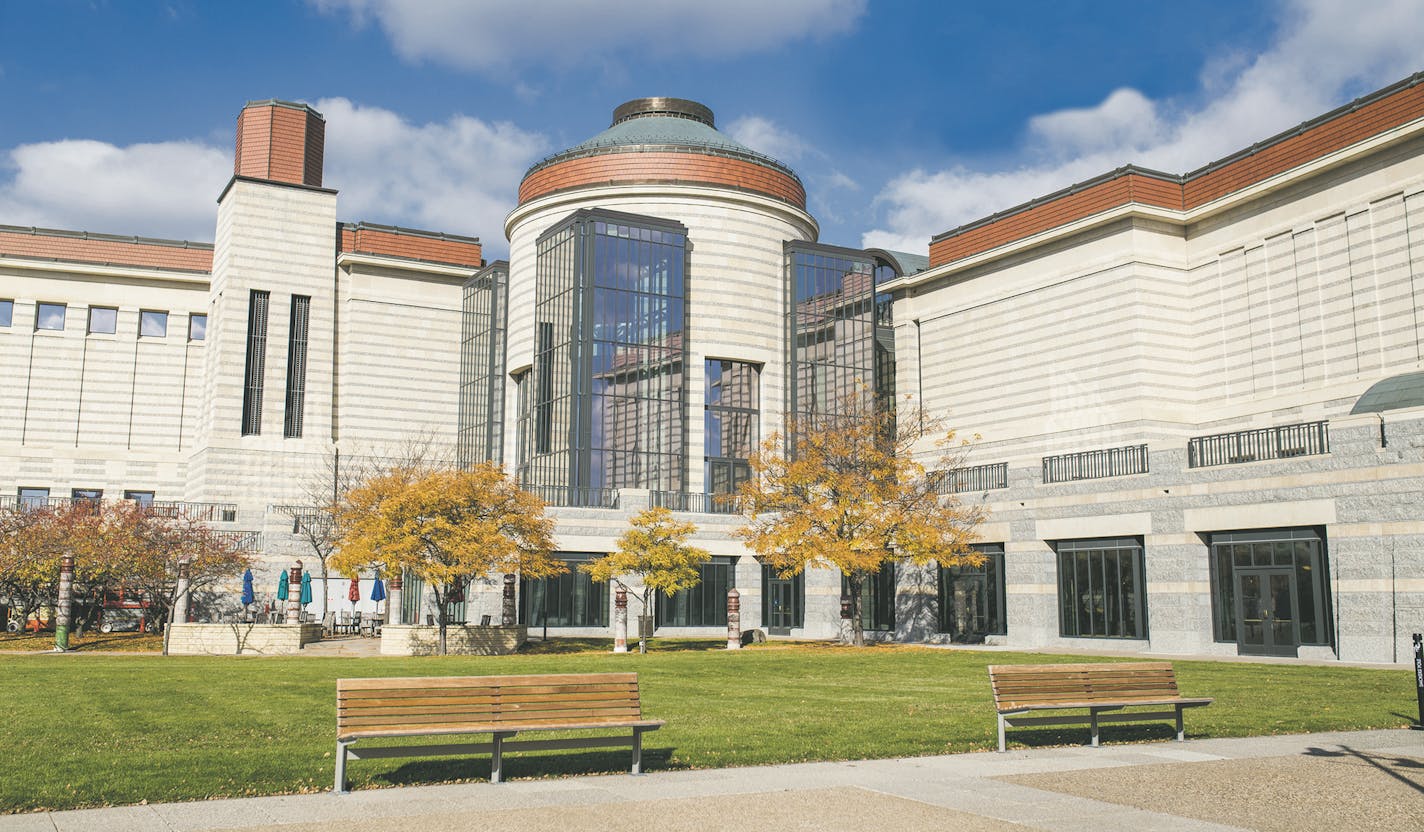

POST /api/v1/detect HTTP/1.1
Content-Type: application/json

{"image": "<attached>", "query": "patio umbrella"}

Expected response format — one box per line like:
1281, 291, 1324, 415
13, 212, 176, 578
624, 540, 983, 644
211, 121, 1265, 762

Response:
300, 571, 313, 606
241, 569, 255, 607
370, 577, 386, 603
276, 573, 288, 601
348, 576, 360, 615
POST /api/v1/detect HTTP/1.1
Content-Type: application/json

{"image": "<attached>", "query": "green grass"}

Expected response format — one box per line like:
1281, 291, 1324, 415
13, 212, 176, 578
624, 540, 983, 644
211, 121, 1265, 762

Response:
0, 642, 1412, 813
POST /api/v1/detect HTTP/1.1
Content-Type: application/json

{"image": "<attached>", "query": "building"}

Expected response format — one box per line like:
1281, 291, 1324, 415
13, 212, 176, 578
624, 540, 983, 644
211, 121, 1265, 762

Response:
2, 77, 1422, 661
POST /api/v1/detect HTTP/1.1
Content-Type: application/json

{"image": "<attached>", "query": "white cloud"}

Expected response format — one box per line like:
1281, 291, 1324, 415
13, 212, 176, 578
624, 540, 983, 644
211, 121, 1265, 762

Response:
313, 0, 866, 72
726, 115, 817, 163
0, 101, 550, 255
864, 0, 1424, 254
0, 139, 230, 241
316, 97, 550, 253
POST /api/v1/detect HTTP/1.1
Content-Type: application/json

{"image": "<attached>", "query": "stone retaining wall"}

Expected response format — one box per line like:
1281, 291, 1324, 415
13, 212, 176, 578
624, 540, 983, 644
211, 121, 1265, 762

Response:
166, 623, 323, 655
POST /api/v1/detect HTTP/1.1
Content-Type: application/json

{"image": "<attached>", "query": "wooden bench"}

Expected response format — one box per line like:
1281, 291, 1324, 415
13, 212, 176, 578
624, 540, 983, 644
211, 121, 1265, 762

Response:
988, 662, 1212, 752
335, 672, 663, 792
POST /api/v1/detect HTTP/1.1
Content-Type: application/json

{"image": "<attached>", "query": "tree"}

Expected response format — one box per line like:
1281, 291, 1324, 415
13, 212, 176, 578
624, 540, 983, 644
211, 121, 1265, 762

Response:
735, 391, 985, 645
330, 462, 563, 655
0, 501, 128, 637
582, 507, 711, 654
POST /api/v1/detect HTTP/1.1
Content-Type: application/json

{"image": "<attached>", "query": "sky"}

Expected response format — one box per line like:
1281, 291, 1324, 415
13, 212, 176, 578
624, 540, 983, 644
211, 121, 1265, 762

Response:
1, 0, 1422, 259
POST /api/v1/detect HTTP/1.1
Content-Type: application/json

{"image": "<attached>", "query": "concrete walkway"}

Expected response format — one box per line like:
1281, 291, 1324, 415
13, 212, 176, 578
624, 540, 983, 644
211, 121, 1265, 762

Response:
3, 729, 1419, 831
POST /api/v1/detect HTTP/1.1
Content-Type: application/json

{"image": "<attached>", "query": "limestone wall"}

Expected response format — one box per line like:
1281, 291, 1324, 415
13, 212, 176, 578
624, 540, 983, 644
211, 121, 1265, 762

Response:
166, 622, 323, 655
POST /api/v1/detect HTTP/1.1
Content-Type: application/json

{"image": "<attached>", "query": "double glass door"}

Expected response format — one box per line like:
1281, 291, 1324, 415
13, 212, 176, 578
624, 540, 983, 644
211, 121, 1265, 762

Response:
1235, 567, 1299, 657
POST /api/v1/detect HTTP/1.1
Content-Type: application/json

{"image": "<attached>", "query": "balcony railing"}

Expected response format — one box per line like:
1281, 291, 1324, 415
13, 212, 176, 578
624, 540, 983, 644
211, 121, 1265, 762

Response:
522, 485, 621, 509
649, 491, 742, 514
147, 501, 238, 522
932, 462, 1009, 494
1187, 420, 1329, 468
216, 531, 264, 553
1043, 444, 1149, 484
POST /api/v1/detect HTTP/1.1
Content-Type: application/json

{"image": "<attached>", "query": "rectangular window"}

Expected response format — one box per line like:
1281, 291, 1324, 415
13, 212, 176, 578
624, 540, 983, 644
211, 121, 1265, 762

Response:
139, 310, 168, 337
0, 299, 12, 327
122, 490, 155, 507
400, 569, 425, 626
519, 554, 608, 627
241, 290, 270, 436
458, 266, 508, 467
71, 488, 103, 505
787, 245, 880, 428
284, 295, 310, 438
938, 543, 1007, 641
656, 558, 732, 627
87, 307, 117, 335
705, 360, 759, 502
18, 487, 49, 510
35, 302, 65, 331
1208, 528, 1331, 647
762, 563, 805, 631
189, 314, 207, 341
1056, 537, 1147, 639
842, 564, 895, 631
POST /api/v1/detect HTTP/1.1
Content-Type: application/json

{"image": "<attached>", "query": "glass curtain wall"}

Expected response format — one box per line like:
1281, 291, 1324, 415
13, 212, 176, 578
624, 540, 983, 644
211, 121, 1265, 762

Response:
705, 360, 759, 499
1056, 538, 1147, 639
937, 543, 1006, 641
458, 262, 508, 466
656, 558, 732, 627
520, 554, 609, 627
786, 243, 881, 427
523, 210, 689, 502
842, 564, 895, 631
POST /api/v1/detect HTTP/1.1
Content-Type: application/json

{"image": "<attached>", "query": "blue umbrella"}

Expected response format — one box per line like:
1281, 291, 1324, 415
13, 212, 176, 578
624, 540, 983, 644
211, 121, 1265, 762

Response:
241, 569, 255, 606
370, 577, 386, 603
299, 571, 313, 606
276, 573, 289, 601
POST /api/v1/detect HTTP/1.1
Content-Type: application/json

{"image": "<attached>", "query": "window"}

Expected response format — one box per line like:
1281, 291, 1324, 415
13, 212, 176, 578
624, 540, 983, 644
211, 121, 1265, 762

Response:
284, 295, 310, 438
705, 360, 758, 499
938, 543, 1007, 641
189, 314, 207, 341
18, 487, 49, 510
458, 265, 508, 467
762, 563, 805, 632
787, 245, 880, 427
400, 569, 424, 626
35, 302, 65, 331
1, 299, 15, 327
1209, 528, 1332, 647
241, 290, 270, 435
1056, 537, 1147, 639
88, 307, 117, 335
519, 554, 608, 627
139, 310, 168, 337
71, 488, 103, 511
843, 563, 895, 631
122, 490, 155, 507
657, 558, 732, 627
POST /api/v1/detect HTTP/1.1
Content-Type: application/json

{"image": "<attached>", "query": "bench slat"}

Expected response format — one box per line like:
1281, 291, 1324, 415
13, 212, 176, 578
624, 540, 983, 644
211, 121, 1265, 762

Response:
338, 673, 637, 691
339, 717, 664, 741
340, 692, 640, 712
338, 682, 638, 700
339, 708, 645, 728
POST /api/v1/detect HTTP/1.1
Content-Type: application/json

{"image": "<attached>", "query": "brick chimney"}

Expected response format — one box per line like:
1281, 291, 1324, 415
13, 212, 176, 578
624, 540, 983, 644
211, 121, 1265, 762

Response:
234, 100, 325, 187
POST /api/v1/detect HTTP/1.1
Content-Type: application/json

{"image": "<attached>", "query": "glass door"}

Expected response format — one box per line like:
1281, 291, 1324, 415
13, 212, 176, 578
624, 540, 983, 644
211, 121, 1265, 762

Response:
1235, 567, 1299, 657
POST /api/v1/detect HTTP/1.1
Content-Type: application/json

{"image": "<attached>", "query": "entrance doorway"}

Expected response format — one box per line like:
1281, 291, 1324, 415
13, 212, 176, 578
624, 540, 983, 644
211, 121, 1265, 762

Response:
1235, 567, 1299, 657
761, 564, 803, 636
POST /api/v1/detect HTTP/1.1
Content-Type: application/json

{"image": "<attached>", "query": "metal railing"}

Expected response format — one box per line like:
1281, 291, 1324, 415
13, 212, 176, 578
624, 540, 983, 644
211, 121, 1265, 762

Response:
1042, 444, 1149, 484
932, 462, 1009, 494
521, 485, 621, 509
649, 490, 742, 514
1187, 420, 1329, 468
216, 531, 264, 552
147, 501, 238, 522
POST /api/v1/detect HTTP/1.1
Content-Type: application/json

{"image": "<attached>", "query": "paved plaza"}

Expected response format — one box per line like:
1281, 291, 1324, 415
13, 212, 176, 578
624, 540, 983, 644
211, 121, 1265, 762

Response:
3, 728, 1418, 831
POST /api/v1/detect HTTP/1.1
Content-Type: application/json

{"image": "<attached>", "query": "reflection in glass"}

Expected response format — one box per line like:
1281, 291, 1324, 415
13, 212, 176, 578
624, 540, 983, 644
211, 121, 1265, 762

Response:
458, 264, 508, 466
1208, 528, 1329, 646
937, 543, 1006, 641
88, 307, 117, 335
705, 360, 759, 499
1056, 538, 1146, 639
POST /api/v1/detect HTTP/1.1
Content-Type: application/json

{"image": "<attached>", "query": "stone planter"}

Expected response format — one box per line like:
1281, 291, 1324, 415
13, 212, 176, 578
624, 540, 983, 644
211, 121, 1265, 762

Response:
379, 624, 526, 656
166, 623, 323, 655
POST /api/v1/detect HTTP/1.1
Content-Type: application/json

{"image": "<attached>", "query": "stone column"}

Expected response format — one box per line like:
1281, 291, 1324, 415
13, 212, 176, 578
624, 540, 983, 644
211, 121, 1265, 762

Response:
502, 574, 517, 626
387, 574, 403, 626
55, 554, 75, 651
285, 564, 302, 624
173, 559, 192, 625
613, 586, 628, 653
726, 588, 741, 650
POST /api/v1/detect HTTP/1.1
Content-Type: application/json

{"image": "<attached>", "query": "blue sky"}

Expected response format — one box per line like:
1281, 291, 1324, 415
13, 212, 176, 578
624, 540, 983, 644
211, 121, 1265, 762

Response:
1, 0, 1421, 258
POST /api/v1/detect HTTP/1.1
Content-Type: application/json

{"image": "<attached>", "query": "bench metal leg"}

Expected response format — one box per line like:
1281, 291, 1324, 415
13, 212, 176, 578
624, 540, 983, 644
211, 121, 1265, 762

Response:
334, 741, 350, 794
631, 727, 644, 775
1176, 706, 1185, 741
491, 732, 512, 783
997, 714, 1007, 753
1089, 709, 1100, 748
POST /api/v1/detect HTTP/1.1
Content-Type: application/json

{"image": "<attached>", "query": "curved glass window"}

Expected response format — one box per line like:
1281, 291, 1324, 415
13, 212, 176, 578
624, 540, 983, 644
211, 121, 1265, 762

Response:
705, 360, 758, 499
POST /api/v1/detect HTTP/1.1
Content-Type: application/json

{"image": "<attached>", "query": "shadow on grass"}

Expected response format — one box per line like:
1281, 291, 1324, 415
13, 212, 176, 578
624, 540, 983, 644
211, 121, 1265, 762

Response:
1004, 722, 1186, 751
369, 746, 679, 787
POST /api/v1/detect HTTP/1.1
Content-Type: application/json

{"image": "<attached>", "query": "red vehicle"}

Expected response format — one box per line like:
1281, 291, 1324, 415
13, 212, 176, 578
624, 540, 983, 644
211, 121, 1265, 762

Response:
98, 588, 155, 633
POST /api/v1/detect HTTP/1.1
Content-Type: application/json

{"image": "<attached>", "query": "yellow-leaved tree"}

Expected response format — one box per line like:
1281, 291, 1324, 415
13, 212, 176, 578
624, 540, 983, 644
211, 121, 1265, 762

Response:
736, 391, 985, 645
582, 507, 710, 654
330, 462, 563, 655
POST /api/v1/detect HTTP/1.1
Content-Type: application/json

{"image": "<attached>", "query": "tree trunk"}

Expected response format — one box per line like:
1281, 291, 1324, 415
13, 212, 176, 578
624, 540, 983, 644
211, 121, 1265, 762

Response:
639, 590, 653, 654
847, 573, 865, 647
436, 589, 448, 656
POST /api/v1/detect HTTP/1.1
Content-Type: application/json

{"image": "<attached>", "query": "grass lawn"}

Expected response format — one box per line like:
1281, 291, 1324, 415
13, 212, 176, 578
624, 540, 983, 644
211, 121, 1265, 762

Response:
0, 631, 163, 653
0, 642, 1412, 813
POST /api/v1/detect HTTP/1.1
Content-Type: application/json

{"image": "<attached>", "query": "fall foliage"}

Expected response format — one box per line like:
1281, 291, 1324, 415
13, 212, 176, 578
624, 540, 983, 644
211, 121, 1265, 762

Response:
736, 392, 985, 645
330, 462, 563, 654
582, 507, 711, 653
